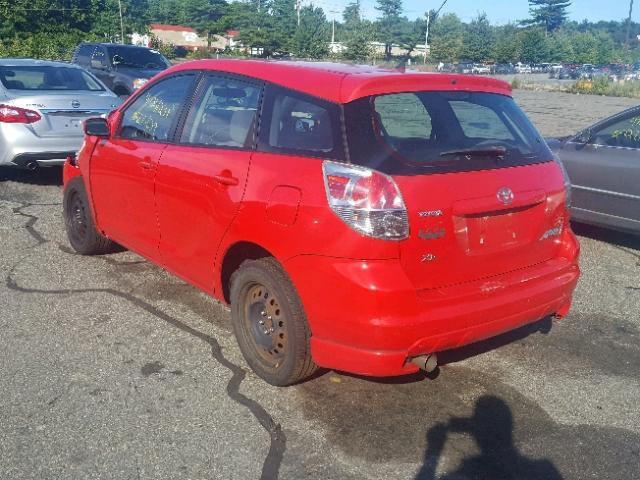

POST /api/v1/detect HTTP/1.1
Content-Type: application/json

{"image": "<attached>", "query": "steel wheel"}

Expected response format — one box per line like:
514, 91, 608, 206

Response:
67, 190, 89, 246
63, 177, 118, 255
230, 257, 317, 386
242, 283, 287, 371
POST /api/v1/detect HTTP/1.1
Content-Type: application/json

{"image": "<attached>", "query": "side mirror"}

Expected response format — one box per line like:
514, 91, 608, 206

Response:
84, 117, 110, 137
112, 54, 124, 66
575, 129, 592, 144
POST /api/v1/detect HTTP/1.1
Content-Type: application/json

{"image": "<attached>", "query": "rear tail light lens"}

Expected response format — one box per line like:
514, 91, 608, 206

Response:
0, 104, 41, 124
323, 161, 409, 240
552, 153, 572, 208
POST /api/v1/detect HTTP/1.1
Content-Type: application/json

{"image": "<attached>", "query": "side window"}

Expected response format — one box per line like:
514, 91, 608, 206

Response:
375, 93, 432, 140
592, 115, 640, 149
450, 101, 515, 141
262, 88, 340, 157
90, 47, 107, 68
180, 75, 261, 148
75, 45, 93, 66
119, 75, 194, 142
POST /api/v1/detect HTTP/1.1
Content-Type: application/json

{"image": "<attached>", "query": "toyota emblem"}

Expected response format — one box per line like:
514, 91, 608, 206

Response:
497, 187, 514, 205
71, 100, 80, 109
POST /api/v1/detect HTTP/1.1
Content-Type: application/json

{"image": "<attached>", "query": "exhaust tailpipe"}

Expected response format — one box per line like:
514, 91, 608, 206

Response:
410, 354, 438, 373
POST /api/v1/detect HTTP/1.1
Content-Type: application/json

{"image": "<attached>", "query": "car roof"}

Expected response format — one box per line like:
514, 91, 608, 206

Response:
0, 58, 81, 68
165, 59, 512, 104
80, 43, 155, 49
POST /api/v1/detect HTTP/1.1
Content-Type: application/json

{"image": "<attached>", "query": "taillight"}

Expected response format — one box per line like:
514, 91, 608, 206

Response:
0, 104, 42, 124
552, 152, 572, 208
323, 161, 408, 240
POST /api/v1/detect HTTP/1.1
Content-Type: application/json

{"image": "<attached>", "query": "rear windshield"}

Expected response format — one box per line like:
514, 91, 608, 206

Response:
344, 91, 552, 175
106, 46, 170, 69
0, 66, 104, 91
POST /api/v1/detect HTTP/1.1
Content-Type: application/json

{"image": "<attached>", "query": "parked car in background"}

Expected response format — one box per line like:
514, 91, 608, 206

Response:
456, 62, 473, 74
556, 68, 574, 80
472, 63, 491, 75
547, 106, 640, 234
0, 59, 120, 168
515, 63, 532, 74
72, 43, 170, 98
437, 63, 456, 73
493, 63, 516, 75
63, 60, 579, 386
548, 64, 563, 78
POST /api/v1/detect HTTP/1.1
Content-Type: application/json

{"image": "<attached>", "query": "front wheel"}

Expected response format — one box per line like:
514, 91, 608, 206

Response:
230, 258, 318, 386
63, 178, 118, 255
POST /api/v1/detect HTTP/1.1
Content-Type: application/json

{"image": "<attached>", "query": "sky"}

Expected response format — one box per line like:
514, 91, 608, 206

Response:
307, 0, 636, 24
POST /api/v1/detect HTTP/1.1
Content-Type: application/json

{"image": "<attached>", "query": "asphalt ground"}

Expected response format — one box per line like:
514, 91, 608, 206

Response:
1, 90, 639, 480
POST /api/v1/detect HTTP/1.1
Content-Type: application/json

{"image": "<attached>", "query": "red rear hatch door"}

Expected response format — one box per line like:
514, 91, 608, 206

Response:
395, 161, 567, 290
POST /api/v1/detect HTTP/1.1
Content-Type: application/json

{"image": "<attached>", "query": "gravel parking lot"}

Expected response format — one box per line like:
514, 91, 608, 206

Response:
1, 90, 639, 480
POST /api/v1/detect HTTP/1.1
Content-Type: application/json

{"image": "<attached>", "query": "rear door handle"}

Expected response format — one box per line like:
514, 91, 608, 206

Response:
213, 173, 239, 186
139, 160, 153, 169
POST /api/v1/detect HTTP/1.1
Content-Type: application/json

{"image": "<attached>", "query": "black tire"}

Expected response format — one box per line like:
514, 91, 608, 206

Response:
230, 257, 318, 386
63, 177, 118, 255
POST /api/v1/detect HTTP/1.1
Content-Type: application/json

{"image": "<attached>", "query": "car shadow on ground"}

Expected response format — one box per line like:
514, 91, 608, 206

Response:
571, 221, 640, 251
0, 166, 63, 186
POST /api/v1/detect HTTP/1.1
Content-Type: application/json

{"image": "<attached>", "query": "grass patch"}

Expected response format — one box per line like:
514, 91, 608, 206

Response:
567, 78, 640, 98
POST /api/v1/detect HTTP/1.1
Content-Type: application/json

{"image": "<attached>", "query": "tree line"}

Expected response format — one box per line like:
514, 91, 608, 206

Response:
0, 0, 638, 64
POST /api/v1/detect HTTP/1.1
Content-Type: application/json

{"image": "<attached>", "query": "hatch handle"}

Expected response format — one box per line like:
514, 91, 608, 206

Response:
453, 189, 546, 215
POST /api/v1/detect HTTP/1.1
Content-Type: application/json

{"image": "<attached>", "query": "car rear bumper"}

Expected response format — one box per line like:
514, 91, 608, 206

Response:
0, 123, 83, 167
285, 230, 580, 377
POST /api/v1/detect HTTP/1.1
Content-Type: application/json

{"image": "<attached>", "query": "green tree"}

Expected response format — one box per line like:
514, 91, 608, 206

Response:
292, 5, 329, 58
461, 13, 494, 62
526, 0, 571, 33
375, 0, 403, 59
269, 0, 297, 53
546, 30, 574, 62
429, 13, 464, 62
518, 27, 549, 63
492, 24, 520, 63
341, 1, 374, 61
189, 0, 227, 51
571, 31, 599, 63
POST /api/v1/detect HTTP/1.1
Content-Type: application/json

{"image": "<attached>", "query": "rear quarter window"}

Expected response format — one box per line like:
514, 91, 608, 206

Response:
258, 85, 345, 160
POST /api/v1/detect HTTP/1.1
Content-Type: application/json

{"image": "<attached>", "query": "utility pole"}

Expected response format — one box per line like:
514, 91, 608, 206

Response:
296, 0, 301, 26
424, 11, 430, 63
424, 0, 450, 64
626, 0, 635, 49
118, 0, 125, 44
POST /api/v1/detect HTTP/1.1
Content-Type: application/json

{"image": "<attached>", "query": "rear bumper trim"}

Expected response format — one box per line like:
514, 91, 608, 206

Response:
11, 152, 76, 168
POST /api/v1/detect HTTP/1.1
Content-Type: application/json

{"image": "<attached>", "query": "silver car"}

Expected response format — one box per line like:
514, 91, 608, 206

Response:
0, 59, 121, 168
547, 106, 640, 235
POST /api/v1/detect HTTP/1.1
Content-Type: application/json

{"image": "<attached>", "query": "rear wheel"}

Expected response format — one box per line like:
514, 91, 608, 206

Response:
230, 257, 317, 386
63, 178, 118, 255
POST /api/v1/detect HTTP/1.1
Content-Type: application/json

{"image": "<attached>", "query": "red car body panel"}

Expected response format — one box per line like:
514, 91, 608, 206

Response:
65, 60, 580, 377
164, 59, 512, 103
155, 145, 252, 292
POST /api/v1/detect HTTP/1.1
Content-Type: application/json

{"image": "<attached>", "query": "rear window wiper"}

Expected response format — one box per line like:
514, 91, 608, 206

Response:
439, 146, 507, 158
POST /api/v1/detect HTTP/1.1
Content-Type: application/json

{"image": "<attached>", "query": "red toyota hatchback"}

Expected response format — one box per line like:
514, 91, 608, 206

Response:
63, 60, 580, 386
